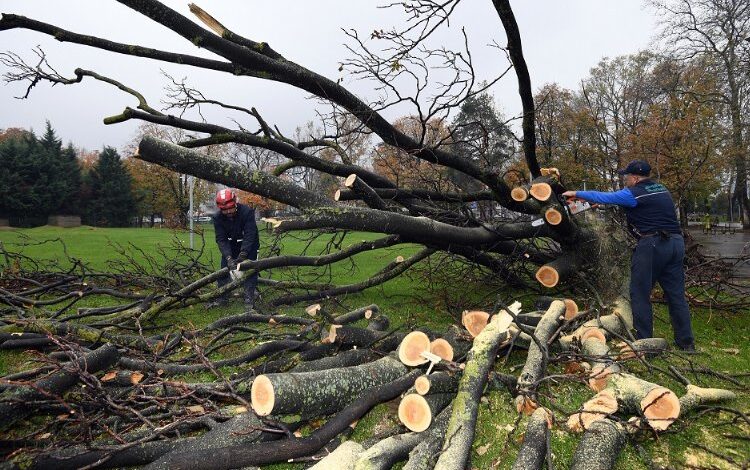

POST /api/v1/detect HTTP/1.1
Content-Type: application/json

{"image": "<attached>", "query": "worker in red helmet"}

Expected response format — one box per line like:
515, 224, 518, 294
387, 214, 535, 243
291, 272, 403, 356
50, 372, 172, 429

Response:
206, 188, 259, 309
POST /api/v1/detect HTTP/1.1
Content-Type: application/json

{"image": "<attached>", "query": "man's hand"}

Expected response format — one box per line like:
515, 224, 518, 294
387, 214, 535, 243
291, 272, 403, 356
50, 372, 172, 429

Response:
562, 190, 577, 198
237, 251, 248, 262
226, 256, 238, 272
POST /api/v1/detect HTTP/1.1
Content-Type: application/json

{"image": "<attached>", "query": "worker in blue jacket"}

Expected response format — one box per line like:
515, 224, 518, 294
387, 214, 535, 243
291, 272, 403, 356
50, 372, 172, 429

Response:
562, 160, 696, 352
207, 188, 259, 308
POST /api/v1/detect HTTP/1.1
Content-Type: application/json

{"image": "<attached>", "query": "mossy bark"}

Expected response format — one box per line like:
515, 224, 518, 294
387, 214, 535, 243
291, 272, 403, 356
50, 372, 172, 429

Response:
516, 300, 566, 400
253, 355, 408, 417
403, 406, 452, 470
433, 312, 513, 470
511, 407, 550, 470
569, 419, 626, 470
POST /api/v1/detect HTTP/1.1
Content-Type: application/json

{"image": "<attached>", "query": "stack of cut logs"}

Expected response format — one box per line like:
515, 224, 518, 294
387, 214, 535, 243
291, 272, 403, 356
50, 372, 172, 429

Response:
0, 297, 737, 470
239, 297, 735, 469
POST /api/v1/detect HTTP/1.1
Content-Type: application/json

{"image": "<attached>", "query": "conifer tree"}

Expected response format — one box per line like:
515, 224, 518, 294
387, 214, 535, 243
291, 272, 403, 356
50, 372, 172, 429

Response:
84, 147, 135, 227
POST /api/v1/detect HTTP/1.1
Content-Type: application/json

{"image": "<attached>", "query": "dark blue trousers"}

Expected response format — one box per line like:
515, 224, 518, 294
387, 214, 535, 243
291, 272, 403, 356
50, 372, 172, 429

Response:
217, 243, 258, 302
630, 234, 694, 348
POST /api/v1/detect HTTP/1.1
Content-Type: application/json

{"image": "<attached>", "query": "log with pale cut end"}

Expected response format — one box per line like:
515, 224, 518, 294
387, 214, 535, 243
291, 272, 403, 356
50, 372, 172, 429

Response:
333, 304, 380, 325
398, 331, 431, 366
515, 300, 567, 414
511, 186, 529, 202
511, 407, 552, 470
566, 390, 618, 432
343, 174, 388, 210
433, 310, 514, 470
334, 189, 342, 201
529, 182, 552, 201
588, 364, 616, 392
308, 440, 365, 470
561, 296, 634, 351
321, 324, 343, 344
414, 371, 460, 396
535, 250, 585, 289
544, 207, 563, 225
535, 265, 559, 288
534, 296, 579, 320
563, 298, 579, 319
617, 337, 668, 360
580, 327, 607, 344
402, 407, 451, 470
605, 373, 680, 430
250, 355, 409, 418
398, 393, 453, 432
306, 303, 321, 316
429, 338, 453, 362
679, 384, 737, 412
461, 310, 489, 337
569, 419, 627, 470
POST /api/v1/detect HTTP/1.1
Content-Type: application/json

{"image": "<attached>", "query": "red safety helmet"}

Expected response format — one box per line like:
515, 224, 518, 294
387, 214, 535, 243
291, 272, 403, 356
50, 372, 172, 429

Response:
216, 188, 237, 210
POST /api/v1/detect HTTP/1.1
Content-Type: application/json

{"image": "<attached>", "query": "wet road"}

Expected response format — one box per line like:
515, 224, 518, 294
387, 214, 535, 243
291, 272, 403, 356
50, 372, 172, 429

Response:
687, 227, 750, 278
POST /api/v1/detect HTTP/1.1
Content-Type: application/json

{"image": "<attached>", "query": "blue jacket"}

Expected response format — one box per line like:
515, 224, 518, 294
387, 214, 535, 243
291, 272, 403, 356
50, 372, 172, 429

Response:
212, 204, 259, 259
577, 179, 681, 237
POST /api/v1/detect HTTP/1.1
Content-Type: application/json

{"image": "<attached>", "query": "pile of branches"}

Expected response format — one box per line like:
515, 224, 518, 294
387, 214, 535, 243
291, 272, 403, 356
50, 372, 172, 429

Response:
1, 254, 747, 469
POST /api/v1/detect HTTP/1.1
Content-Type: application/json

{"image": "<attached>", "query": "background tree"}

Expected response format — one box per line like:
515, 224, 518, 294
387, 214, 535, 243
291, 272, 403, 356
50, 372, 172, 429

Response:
84, 146, 135, 227
650, 0, 750, 227
372, 116, 453, 191
629, 59, 728, 225
125, 123, 214, 227
0, 123, 81, 225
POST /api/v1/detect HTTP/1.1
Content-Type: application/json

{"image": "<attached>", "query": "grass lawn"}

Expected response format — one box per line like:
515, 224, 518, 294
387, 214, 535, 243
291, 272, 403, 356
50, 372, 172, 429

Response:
0, 225, 748, 469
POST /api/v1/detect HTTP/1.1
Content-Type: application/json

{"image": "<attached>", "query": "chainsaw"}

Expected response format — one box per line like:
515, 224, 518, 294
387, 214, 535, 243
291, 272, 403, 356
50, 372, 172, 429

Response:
564, 196, 596, 215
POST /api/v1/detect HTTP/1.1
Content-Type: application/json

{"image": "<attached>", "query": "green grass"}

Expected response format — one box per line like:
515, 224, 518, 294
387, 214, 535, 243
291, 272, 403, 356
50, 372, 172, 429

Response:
0, 226, 748, 469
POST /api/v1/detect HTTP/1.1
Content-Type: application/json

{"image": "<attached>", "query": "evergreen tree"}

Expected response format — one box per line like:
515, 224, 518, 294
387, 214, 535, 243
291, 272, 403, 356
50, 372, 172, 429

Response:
0, 130, 46, 224
85, 146, 135, 227
37, 121, 82, 216
449, 92, 515, 191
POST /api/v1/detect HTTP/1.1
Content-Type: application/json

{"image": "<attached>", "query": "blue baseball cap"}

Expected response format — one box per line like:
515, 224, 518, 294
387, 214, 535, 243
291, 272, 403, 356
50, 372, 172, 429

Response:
617, 160, 651, 176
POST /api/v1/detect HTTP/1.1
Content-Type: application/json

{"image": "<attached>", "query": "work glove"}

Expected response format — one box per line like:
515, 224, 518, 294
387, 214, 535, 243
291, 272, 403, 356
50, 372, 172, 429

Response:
237, 251, 248, 262
225, 256, 238, 272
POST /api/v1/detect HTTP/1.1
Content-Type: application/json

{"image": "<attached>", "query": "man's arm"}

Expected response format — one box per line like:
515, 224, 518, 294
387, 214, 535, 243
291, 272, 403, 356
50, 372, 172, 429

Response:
567, 189, 637, 208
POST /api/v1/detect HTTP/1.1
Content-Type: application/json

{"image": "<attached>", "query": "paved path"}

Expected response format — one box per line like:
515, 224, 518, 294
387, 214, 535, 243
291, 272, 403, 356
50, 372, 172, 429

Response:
687, 227, 750, 278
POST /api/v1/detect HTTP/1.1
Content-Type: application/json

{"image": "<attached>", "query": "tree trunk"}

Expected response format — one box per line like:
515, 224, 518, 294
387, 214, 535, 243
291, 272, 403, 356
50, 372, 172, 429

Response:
251, 355, 409, 417
511, 407, 551, 470
433, 310, 513, 470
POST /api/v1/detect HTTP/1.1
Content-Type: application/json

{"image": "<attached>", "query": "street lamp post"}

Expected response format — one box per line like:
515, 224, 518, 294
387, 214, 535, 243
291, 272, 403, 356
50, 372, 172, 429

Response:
188, 175, 195, 250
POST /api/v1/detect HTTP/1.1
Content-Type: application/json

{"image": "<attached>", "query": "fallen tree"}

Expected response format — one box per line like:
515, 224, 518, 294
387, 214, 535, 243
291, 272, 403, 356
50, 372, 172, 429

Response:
0, 1, 747, 469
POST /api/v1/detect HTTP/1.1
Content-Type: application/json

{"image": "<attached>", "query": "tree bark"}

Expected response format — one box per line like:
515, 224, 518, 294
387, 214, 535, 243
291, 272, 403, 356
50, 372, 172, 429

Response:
251, 355, 409, 418
433, 311, 513, 470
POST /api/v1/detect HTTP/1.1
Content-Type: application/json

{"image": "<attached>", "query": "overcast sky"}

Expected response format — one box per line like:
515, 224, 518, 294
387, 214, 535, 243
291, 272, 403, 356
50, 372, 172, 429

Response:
0, 1, 658, 152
